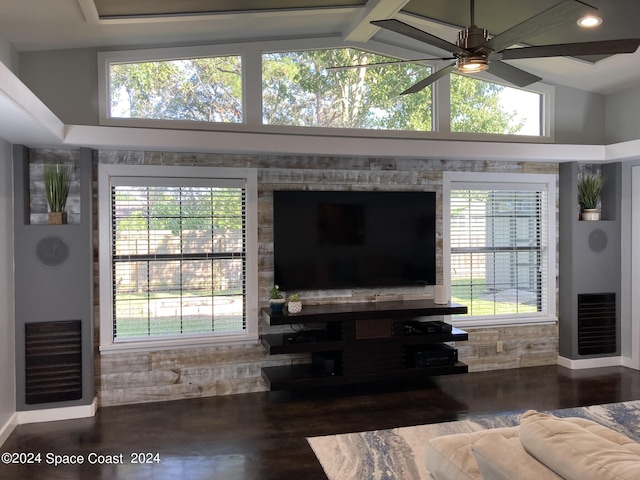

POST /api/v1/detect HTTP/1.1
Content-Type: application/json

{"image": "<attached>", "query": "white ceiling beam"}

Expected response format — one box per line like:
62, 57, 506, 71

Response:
343, 0, 410, 43
0, 62, 64, 145
63, 124, 609, 164
76, 0, 100, 24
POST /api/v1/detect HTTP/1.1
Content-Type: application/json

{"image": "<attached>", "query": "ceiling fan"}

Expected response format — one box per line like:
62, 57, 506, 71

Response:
361, 0, 640, 95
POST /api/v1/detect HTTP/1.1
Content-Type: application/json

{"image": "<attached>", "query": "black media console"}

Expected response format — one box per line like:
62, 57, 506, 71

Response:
260, 299, 469, 390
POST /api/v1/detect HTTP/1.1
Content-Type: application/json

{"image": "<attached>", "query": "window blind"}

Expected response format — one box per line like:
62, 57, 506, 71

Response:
450, 189, 547, 317
111, 182, 246, 341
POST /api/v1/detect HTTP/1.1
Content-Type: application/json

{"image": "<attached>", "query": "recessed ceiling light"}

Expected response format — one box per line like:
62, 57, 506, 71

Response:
577, 15, 603, 28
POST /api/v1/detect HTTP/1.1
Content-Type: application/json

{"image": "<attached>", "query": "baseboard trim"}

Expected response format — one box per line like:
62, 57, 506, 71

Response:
621, 356, 640, 370
557, 355, 623, 369
16, 397, 98, 425
0, 413, 17, 447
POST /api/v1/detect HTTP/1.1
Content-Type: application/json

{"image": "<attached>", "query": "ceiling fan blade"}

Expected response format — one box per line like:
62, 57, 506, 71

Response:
499, 38, 640, 60
487, 60, 542, 87
371, 19, 470, 57
483, 0, 594, 53
401, 63, 457, 95
325, 57, 454, 71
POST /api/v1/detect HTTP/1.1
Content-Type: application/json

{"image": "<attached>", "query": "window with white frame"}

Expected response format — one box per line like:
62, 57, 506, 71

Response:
107, 55, 243, 123
99, 165, 258, 351
262, 48, 433, 131
98, 43, 553, 140
450, 74, 543, 136
443, 172, 556, 325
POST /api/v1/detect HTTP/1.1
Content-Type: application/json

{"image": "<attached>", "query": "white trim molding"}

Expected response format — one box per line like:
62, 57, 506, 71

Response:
98, 164, 259, 352
15, 398, 98, 425
557, 356, 624, 370
443, 171, 557, 328
0, 413, 17, 447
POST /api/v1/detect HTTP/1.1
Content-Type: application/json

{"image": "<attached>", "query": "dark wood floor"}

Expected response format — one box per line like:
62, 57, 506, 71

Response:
3, 365, 640, 480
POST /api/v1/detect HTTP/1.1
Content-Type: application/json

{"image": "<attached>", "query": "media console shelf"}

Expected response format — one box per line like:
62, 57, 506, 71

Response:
260, 299, 468, 390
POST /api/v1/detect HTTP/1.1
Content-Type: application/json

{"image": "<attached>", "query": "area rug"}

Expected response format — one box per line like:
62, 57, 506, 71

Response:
307, 400, 640, 480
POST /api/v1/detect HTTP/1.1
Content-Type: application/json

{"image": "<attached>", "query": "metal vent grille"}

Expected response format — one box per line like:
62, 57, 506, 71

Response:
578, 293, 616, 356
25, 321, 82, 404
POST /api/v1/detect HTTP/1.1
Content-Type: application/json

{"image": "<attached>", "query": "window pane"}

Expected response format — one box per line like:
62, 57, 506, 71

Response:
262, 48, 432, 130
450, 189, 546, 317
109, 56, 242, 123
112, 184, 246, 340
450, 74, 541, 135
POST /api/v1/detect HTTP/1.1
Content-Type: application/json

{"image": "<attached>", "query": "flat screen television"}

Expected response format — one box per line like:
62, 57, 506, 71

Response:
273, 190, 437, 291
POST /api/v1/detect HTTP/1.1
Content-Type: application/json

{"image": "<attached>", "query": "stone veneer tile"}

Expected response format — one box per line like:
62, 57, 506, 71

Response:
149, 343, 267, 370
100, 370, 180, 390
99, 353, 152, 374
215, 377, 266, 396
100, 383, 218, 407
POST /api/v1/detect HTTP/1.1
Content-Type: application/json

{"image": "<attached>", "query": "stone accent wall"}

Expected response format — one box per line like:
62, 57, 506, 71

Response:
460, 324, 559, 371
92, 150, 559, 406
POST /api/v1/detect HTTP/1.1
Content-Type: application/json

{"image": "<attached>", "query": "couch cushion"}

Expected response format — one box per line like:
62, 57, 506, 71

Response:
557, 415, 640, 456
425, 426, 519, 480
519, 410, 640, 480
472, 431, 562, 480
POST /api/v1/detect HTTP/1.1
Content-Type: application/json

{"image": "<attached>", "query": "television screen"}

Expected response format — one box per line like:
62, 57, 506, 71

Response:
273, 191, 436, 290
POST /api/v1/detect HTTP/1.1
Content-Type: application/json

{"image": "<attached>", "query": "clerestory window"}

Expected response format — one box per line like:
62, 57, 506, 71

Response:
107, 55, 243, 123
450, 74, 542, 136
262, 48, 433, 131
99, 44, 551, 139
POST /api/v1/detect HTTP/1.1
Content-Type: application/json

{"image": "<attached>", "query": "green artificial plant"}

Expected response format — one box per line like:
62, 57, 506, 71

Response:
43, 163, 72, 213
577, 173, 605, 210
269, 285, 283, 300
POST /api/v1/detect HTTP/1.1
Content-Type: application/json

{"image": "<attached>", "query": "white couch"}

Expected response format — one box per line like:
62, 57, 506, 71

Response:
425, 410, 640, 480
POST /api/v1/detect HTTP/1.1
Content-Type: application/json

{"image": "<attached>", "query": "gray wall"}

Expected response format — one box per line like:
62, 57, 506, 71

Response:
558, 162, 622, 360
0, 33, 17, 442
19, 48, 99, 126
0, 139, 16, 436
16, 47, 627, 145
620, 158, 640, 362
606, 84, 640, 144
0, 33, 18, 73
553, 85, 605, 145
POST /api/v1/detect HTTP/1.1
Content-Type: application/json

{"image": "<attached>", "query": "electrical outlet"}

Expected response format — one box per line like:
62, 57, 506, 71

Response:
496, 340, 503, 353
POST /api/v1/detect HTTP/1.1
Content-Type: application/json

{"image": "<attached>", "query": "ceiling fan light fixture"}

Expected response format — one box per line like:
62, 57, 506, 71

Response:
577, 15, 602, 28
456, 56, 489, 73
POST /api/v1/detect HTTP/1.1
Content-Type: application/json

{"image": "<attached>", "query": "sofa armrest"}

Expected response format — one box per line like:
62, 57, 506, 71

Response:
472, 432, 562, 480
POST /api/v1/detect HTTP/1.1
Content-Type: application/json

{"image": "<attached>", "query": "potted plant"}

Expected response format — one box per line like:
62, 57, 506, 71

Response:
288, 293, 302, 314
43, 163, 72, 224
268, 285, 286, 312
577, 173, 605, 221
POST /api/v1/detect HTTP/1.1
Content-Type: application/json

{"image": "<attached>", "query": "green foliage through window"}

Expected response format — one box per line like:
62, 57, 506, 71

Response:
262, 48, 433, 130
451, 74, 541, 135
105, 48, 544, 136
109, 56, 242, 123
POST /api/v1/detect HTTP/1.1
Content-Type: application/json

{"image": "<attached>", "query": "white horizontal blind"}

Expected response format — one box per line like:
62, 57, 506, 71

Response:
111, 182, 246, 341
450, 188, 547, 317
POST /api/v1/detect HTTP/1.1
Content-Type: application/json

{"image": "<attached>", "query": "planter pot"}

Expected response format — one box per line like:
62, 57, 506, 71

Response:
269, 298, 286, 312
581, 209, 600, 221
288, 301, 303, 314
48, 212, 67, 225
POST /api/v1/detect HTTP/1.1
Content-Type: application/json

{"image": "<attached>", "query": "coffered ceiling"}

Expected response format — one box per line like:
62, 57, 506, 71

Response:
0, 0, 639, 94
92, 0, 368, 18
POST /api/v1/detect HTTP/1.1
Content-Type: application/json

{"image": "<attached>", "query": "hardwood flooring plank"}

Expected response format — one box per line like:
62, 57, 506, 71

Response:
2, 365, 640, 480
